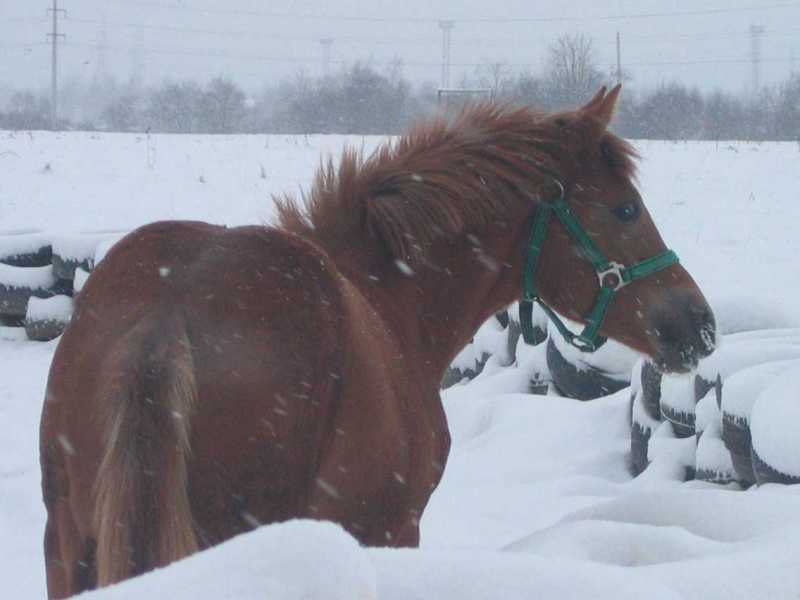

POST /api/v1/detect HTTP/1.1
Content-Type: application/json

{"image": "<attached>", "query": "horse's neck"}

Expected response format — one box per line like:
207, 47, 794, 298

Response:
333, 225, 525, 383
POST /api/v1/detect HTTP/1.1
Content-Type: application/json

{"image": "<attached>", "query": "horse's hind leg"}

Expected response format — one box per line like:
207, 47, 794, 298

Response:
44, 506, 95, 598
42, 448, 95, 598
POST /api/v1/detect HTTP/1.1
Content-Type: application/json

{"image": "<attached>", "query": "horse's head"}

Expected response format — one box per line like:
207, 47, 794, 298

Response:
532, 85, 715, 373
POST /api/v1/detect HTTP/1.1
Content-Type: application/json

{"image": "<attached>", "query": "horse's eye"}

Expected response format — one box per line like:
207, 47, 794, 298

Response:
611, 202, 639, 223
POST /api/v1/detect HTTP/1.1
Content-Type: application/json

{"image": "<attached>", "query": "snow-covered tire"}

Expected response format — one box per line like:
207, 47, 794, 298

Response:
695, 390, 737, 485
442, 312, 514, 389
751, 448, 800, 486
52, 253, 93, 281
442, 351, 490, 388
546, 338, 629, 401
660, 375, 721, 439
660, 374, 697, 438
24, 295, 72, 341
629, 360, 664, 476
25, 316, 68, 341
515, 302, 547, 347
0, 231, 51, 267
694, 374, 720, 408
51, 232, 123, 280
749, 364, 800, 486
720, 359, 800, 487
721, 414, 754, 486
630, 419, 651, 477
640, 361, 662, 420
0, 264, 58, 317
505, 317, 522, 365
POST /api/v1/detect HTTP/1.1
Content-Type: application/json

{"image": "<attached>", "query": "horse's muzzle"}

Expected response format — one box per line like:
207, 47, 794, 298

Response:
648, 290, 717, 373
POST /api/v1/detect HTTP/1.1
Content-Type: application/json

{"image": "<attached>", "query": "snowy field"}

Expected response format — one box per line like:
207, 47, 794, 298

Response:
2, 130, 800, 598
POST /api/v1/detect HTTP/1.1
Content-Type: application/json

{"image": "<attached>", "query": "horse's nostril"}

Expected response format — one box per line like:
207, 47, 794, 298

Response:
688, 303, 717, 356
648, 294, 717, 372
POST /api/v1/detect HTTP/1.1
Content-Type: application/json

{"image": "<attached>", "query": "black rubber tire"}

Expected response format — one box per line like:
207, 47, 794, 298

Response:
695, 466, 737, 485
660, 404, 695, 439
441, 351, 491, 389
696, 374, 722, 408
640, 361, 663, 421
513, 303, 547, 347
51, 254, 93, 281
721, 413, 755, 487
695, 416, 737, 485
547, 337, 628, 401
630, 419, 651, 477
0, 241, 52, 267
0, 284, 55, 317
658, 374, 715, 440
25, 317, 69, 341
752, 446, 800, 486
495, 310, 510, 329
505, 318, 522, 365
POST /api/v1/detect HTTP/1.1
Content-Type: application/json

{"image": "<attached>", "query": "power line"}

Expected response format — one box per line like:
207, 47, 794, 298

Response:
0, 43, 48, 49
61, 15, 800, 49
105, 0, 800, 24
61, 39, 800, 70
64, 16, 439, 45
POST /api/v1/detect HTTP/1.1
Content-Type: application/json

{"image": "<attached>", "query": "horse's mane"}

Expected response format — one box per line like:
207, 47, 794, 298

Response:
275, 103, 637, 264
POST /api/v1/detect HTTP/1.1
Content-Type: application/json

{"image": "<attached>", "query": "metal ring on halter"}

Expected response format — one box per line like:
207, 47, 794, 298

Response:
597, 262, 628, 291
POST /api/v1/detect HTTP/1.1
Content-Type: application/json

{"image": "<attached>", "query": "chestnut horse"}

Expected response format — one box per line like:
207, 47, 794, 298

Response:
39, 85, 715, 597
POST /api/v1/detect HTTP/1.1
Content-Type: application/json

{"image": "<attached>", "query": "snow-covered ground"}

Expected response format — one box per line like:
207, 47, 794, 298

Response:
1, 131, 799, 599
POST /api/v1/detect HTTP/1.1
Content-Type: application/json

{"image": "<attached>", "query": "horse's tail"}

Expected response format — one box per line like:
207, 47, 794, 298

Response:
93, 313, 199, 587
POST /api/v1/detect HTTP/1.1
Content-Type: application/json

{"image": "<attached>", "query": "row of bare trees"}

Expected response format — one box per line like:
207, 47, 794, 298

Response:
1, 34, 798, 140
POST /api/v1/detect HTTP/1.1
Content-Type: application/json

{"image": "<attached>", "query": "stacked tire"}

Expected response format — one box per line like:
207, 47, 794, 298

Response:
629, 360, 663, 476
0, 230, 125, 342
442, 302, 549, 393
0, 231, 59, 331
546, 318, 638, 401
630, 327, 800, 487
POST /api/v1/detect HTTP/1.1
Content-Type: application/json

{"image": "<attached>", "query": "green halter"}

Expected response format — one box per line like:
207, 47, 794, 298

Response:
519, 181, 679, 352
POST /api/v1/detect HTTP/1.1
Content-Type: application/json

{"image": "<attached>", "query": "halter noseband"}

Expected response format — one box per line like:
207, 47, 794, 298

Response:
519, 180, 679, 352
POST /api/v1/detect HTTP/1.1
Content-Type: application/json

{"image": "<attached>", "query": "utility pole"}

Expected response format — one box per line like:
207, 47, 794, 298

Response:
438, 20, 454, 89
93, 14, 109, 89
48, 0, 66, 130
130, 27, 145, 89
749, 24, 765, 96
616, 31, 622, 84
320, 38, 333, 77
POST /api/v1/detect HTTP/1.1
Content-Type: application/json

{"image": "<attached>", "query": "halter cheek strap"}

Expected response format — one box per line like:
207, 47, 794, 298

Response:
519, 184, 679, 353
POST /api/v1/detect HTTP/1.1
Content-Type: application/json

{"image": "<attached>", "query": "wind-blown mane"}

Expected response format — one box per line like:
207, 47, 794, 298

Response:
276, 104, 636, 264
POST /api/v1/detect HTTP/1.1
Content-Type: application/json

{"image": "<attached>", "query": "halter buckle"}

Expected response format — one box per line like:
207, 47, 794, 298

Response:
597, 262, 627, 291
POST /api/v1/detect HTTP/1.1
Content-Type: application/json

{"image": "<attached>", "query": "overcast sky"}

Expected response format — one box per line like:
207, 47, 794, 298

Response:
2, 0, 799, 96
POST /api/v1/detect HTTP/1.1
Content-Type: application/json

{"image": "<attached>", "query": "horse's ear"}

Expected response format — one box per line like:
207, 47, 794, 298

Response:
582, 86, 607, 112
583, 84, 622, 130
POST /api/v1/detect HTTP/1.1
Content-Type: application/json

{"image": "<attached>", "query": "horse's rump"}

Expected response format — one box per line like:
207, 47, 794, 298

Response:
42, 222, 350, 594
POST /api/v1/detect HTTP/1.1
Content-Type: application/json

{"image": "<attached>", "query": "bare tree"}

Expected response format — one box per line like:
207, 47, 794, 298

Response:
773, 72, 800, 141
475, 61, 513, 99
544, 33, 604, 109
4, 91, 50, 129
198, 77, 246, 133
103, 90, 143, 132
144, 81, 203, 133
